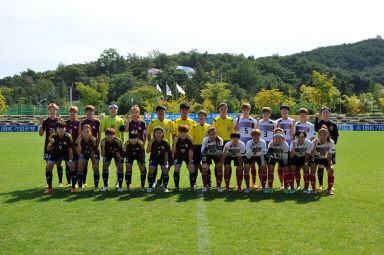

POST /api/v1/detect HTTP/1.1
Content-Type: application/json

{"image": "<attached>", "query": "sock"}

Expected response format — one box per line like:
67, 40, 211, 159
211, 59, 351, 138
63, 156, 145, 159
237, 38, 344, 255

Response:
159, 172, 164, 182
277, 166, 283, 183
77, 171, 83, 188
83, 166, 88, 184
295, 171, 301, 187
251, 165, 256, 185
283, 171, 289, 189
65, 165, 71, 184
304, 173, 309, 189
140, 171, 146, 188
125, 171, 132, 187
261, 172, 267, 189
318, 168, 324, 185
193, 170, 198, 186
57, 166, 63, 184
244, 171, 250, 189
189, 172, 194, 188
174, 172, 180, 188
290, 171, 295, 189
163, 174, 169, 188
117, 170, 124, 188
116, 169, 119, 185
310, 173, 316, 190
258, 168, 262, 184
328, 173, 334, 191
268, 170, 274, 188
229, 167, 232, 181
224, 172, 231, 188
147, 174, 154, 188
216, 171, 223, 187
71, 172, 77, 189
102, 170, 109, 187
236, 169, 243, 189
94, 170, 100, 188
208, 169, 212, 186
202, 171, 208, 187
46, 171, 53, 189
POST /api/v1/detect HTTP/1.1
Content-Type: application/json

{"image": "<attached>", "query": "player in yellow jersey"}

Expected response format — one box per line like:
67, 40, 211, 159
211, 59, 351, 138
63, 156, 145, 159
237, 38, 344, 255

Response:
172, 102, 196, 136
147, 105, 175, 187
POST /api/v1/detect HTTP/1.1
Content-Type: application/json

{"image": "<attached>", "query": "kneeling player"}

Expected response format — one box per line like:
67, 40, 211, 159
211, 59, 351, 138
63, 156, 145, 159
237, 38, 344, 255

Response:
266, 129, 289, 193
100, 128, 123, 192
147, 127, 170, 193
172, 125, 194, 192
45, 121, 76, 193
289, 130, 312, 194
123, 132, 146, 192
310, 125, 336, 195
201, 127, 224, 192
245, 129, 267, 193
221, 132, 245, 192
76, 125, 98, 191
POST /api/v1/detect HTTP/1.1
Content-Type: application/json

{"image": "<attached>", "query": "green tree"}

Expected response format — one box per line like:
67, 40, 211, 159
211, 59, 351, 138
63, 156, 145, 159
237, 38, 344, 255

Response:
76, 77, 109, 109
359, 92, 375, 113
254, 89, 283, 109
342, 94, 360, 113
0, 90, 8, 114
117, 86, 160, 114
200, 82, 232, 112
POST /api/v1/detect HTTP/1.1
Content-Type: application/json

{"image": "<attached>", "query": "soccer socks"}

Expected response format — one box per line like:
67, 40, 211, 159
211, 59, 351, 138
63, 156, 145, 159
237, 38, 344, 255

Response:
258, 168, 262, 184
202, 171, 208, 187
188, 172, 195, 188
236, 169, 243, 189
117, 170, 124, 188
216, 171, 223, 187
283, 171, 289, 189
268, 170, 274, 188
94, 170, 100, 188
83, 167, 88, 184
310, 173, 316, 190
224, 172, 231, 188
318, 167, 324, 185
174, 171, 180, 188
162, 174, 169, 188
328, 173, 334, 191
250, 165, 257, 185
295, 171, 301, 187
65, 165, 71, 184
57, 165, 63, 184
261, 172, 267, 189
277, 166, 283, 184
140, 171, 146, 188
147, 174, 154, 188
303, 173, 309, 189
208, 169, 212, 186
71, 172, 77, 189
77, 171, 83, 188
244, 171, 250, 189
46, 171, 53, 189
102, 170, 109, 187
125, 171, 132, 187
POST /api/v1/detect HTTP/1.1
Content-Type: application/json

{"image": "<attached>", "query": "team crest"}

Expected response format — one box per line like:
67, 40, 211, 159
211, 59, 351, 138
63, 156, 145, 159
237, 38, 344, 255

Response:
227, 127, 230, 132
269, 126, 274, 130
307, 127, 310, 132
249, 123, 254, 128
288, 124, 292, 128
330, 126, 334, 131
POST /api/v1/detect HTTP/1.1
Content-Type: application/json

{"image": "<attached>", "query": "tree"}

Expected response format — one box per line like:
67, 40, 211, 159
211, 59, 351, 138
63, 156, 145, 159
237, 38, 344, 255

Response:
200, 82, 232, 112
378, 98, 384, 112
342, 94, 360, 113
0, 90, 8, 114
254, 89, 283, 109
359, 92, 375, 113
117, 86, 160, 114
76, 77, 109, 109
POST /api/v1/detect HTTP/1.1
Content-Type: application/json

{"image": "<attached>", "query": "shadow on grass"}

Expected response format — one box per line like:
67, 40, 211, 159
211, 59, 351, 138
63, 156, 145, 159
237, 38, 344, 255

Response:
0, 186, 330, 204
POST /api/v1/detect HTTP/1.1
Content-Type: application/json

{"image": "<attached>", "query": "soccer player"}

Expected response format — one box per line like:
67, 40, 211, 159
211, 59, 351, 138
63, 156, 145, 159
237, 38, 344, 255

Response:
65, 106, 80, 188
244, 129, 267, 193
266, 129, 289, 193
289, 130, 313, 194
146, 127, 170, 193
79, 105, 101, 189
76, 125, 98, 191
276, 105, 295, 188
310, 125, 336, 195
172, 102, 196, 136
201, 127, 224, 192
234, 103, 258, 189
314, 107, 339, 190
100, 128, 124, 192
39, 103, 64, 187
146, 105, 175, 187
124, 105, 147, 143
101, 103, 125, 188
190, 110, 212, 188
123, 132, 146, 192
172, 125, 194, 191
45, 121, 76, 193
221, 132, 246, 192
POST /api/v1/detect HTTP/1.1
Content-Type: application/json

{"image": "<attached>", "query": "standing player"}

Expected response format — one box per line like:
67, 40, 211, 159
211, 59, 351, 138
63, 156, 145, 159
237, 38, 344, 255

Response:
100, 128, 124, 192
101, 104, 125, 188
244, 129, 267, 193
201, 127, 224, 192
65, 106, 80, 188
172, 125, 194, 192
276, 105, 295, 188
310, 125, 336, 195
79, 105, 101, 190
123, 132, 146, 192
190, 110, 212, 188
39, 103, 63, 187
221, 132, 246, 192
45, 121, 76, 193
124, 105, 147, 143
76, 125, 98, 191
314, 107, 339, 190
146, 127, 170, 193
234, 103, 258, 189
266, 129, 289, 193
146, 105, 175, 187
289, 130, 313, 194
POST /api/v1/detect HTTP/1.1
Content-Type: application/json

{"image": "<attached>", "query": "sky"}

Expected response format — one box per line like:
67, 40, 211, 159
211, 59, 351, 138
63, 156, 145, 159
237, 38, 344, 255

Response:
0, 0, 383, 78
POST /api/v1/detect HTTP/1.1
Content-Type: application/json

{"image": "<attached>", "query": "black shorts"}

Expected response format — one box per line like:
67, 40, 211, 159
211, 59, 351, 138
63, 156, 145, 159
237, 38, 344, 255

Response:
244, 156, 264, 166
224, 156, 243, 166
125, 156, 145, 165
311, 158, 330, 167
267, 157, 289, 167
103, 154, 123, 164
332, 153, 336, 165
48, 152, 71, 163
174, 157, 190, 167
202, 155, 221, 165
149, 159, 166, 168
290, 156, 308, 167
72, 152, 79, 162
192, 145, 203, 166
79, 153, 92, 161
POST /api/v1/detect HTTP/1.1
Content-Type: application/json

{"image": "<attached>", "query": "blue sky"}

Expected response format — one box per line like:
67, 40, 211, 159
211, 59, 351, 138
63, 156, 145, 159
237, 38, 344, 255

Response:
0, 0, 382, 78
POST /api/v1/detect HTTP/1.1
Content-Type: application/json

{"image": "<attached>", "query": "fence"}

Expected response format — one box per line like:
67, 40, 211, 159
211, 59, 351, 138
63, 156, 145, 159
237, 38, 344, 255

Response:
5, 105, 86, 115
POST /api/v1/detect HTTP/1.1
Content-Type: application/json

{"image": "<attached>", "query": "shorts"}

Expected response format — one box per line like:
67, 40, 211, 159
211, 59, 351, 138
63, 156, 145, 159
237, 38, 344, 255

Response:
174, 157, 190, 167
48, 152, 71, 163
311, 158, 330, 167
202, 155, 221, 165
192, 145, 203, 166
267, 157, 289, 167
149, 159, 167, 168
72, 152, 79, 162
332, 153, 336, 165
244, 156, 265, 166
224, 156, 243, 166
290, 156, 308, 167
103, 154, 123, 164
79, 150, 100, 161
125, 156, 145, 165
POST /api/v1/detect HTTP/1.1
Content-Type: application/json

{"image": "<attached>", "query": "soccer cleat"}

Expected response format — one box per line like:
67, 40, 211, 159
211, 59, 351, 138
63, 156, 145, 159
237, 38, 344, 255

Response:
152, 182, 156, 188
311, 189, 317, 195
280, 183, 284, 189
332, 187, 335, 191
319, 185, 323, 190
100, 186, 108, 192
237, 187, 242, 192
269, 188, 274, 193
164, 187, 169, 193
262, 188, 269, 194
58, 183, 63, 188
244, 188, 250, 193
115, 183, 119, 189
226, 187, 231, 192
284, 188, 289, 193
44, 188, 53, 194
124, 187, 131, 192
202, 187, 207, 192
117, 187, 123, 192
296, 185, 301, 191
71, 188, 76, 193
252, 184, 259, 189
217, 187, 223, 193
82, 184, 88, 189
174, 187, 179, 192
289, 188, 294, 194
305, 188, 311, 194
328, 190, 334, 195
75, 183, 79, 189
147, 188, 152, 193
156, 180, 163, 187
140, 187, 146, 192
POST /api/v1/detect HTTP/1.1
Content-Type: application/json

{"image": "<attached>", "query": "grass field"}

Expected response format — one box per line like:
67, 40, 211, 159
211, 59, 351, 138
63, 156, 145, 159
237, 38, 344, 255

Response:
0, 132, 383, 255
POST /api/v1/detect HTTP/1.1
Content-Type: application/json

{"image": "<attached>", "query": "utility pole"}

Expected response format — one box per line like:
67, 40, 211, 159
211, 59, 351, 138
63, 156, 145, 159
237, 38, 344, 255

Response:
70, 82, 73, 107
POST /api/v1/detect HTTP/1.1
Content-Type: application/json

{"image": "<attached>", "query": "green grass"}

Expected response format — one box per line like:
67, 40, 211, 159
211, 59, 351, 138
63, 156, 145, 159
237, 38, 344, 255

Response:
0, 132, 383, 255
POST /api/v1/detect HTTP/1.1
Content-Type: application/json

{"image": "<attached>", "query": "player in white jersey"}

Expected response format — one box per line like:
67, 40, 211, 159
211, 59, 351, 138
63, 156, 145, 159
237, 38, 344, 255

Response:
234, 103, 258, 189
266, 128, 290, 193
257, 107, 277, 145
221, 132, 246, 192
201, 127, 224, 192
310, 125, 335, 195
276, 105, 295, 189
294, 108, 316, 141
289, 130, 313, 194
244, 129, 267, 193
